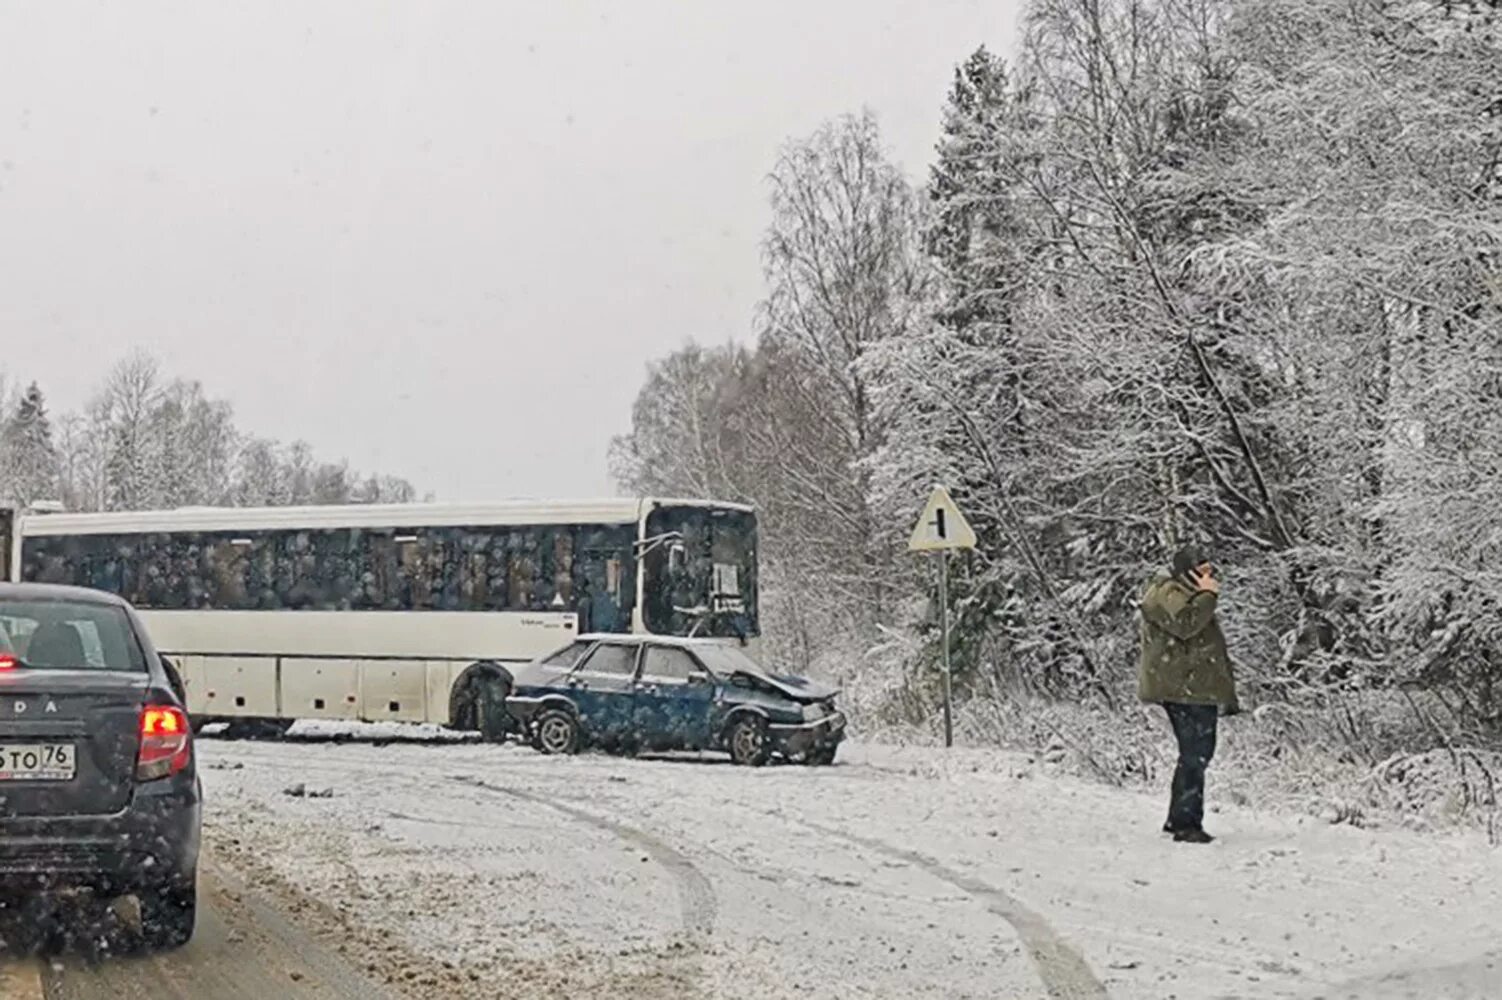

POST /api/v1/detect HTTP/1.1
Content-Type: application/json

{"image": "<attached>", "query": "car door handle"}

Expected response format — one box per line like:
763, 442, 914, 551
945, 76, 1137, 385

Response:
637, 683, 658, 694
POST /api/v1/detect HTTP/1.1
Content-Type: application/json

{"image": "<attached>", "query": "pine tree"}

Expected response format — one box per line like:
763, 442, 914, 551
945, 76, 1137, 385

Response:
2, 381, 60, 505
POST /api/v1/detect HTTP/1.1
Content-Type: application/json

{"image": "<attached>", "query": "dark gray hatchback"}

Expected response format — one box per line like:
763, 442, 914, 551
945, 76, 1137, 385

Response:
0, 583, 201, 949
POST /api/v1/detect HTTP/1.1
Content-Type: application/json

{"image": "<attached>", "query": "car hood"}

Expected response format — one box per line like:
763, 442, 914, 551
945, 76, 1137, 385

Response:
733, 666, 840, 703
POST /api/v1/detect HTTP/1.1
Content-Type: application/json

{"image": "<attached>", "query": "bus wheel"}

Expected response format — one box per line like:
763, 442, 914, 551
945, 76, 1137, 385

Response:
534, 709, 580, 755
477, 678, 513, 743
224, 718, 293, 740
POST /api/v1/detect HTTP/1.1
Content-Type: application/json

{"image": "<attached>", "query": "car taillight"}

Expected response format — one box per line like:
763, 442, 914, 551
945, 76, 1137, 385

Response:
137, 705, 192, 781
0, 654, 15, 671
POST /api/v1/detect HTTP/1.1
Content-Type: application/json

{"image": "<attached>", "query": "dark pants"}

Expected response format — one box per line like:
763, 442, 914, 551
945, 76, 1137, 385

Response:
1163, 702, 1218, 832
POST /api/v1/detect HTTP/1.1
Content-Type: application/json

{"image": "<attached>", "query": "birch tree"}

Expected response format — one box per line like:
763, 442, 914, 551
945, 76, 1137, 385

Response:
761, 111, 931, 629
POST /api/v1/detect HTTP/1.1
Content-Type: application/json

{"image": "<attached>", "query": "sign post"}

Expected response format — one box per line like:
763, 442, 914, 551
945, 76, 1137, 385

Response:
907, 486, 976, 748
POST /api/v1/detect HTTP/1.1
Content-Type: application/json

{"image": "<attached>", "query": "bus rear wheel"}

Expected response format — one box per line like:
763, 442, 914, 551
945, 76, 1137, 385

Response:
223, 718, 293, 740
477, 678, 514, 742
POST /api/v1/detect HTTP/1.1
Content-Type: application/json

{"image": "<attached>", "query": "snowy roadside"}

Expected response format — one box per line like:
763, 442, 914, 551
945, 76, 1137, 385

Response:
199, 727, 1502, 1000
856, 694, 1502, 845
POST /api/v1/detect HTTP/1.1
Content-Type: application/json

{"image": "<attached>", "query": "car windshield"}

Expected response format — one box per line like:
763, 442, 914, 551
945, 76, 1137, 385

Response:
0, 599, 146, 672
691, 645, 765, 679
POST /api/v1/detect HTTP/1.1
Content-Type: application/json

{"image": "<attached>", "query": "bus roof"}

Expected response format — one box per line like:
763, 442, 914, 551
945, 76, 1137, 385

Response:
18, 498, 755, 537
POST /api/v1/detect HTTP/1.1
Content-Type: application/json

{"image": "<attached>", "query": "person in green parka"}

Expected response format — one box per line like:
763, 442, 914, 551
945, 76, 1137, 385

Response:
1138, 543, 1239, 844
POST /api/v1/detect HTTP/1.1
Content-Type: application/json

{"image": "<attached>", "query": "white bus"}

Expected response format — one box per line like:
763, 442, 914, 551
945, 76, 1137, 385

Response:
0, 499, 758, 738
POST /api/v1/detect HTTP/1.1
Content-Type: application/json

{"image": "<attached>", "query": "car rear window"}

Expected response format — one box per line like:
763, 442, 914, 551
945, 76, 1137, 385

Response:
0, 599, 146, 672
541, 640, 594, 669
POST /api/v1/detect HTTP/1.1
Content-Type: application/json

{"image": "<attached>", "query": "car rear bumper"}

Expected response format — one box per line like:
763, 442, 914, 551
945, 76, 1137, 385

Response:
767, 712, 846, 755
0, 776, 201, 894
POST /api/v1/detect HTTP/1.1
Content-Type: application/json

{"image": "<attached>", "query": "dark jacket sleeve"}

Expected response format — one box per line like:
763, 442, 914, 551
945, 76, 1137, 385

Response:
1146, 587, 1218, 641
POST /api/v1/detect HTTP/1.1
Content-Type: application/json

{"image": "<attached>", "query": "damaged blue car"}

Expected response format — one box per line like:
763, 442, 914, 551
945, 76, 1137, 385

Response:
504, 634, 845, 766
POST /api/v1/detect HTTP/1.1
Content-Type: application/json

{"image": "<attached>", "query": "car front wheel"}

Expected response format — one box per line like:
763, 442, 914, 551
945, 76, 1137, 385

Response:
137, 877, 197, 951
534, 708, 581, 755
727, 716, 770, 767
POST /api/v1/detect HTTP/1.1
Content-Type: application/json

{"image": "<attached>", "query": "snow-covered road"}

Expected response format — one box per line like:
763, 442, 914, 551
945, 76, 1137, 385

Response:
192, 730, 1501, 1000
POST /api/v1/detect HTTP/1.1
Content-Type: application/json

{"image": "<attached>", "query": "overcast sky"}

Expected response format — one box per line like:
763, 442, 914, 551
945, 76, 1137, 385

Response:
0, 1, 1020, 500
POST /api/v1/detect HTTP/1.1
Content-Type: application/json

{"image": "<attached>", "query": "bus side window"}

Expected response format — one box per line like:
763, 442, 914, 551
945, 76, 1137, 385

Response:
481, 527, 509, 612
436, 529, 462, 611
362, 531, 402, 611
551, 529, 575, 608
507, 529, 535, 610
205, 536, 250, 609
574, 527, 630, 634
459, 538, 487, 610
329, 528, 360, 610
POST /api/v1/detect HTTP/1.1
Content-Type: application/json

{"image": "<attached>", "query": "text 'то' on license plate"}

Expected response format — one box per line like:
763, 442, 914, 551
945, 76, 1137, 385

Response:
0, 743, 77, 781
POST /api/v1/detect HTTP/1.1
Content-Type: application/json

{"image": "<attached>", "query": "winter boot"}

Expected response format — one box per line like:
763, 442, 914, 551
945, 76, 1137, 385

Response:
1172, 827, 1215, 844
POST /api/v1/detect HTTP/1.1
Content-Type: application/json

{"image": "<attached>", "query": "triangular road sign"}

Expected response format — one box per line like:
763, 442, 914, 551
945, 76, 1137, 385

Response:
908, 486, 976, 551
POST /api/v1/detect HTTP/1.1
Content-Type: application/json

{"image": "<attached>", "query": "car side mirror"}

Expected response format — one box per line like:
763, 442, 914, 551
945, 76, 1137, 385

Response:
687, 670, 709, 685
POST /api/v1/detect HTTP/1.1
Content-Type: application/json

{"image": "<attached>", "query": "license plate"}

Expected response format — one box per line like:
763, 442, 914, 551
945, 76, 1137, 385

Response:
0, 743, 77, 781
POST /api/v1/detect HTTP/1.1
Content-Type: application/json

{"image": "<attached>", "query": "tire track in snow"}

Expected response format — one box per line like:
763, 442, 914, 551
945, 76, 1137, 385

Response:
792, 817, 1108, 1000
452, 775, 719, 940
1277, 950, 1502, 1000
215, 747, 721, 940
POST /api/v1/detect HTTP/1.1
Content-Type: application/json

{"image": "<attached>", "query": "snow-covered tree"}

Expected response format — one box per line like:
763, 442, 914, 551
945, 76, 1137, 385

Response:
760, 110, 932, 629
608, 342, 758, 502
231, 437, 288, 507
99, 352, 165, 511
0, 353, 420, 514
1, 382, 60, 506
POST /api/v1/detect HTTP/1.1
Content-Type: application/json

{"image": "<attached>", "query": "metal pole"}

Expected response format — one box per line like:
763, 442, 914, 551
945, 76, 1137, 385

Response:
939, 549, 953, 748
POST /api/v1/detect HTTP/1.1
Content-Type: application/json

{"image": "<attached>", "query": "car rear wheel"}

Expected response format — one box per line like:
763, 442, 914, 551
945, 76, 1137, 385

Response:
137, 878, 196, 951
534, 708, 580, 755
728, 716, 770, 767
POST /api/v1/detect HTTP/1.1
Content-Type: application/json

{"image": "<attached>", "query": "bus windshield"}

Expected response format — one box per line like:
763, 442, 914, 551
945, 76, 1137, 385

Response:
641, 505, 759, 638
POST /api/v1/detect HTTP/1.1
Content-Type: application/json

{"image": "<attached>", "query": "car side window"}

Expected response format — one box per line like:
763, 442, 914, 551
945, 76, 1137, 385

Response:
578, 643, 638, 678
641, 646, 700, 683
542, 640, 594, 669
